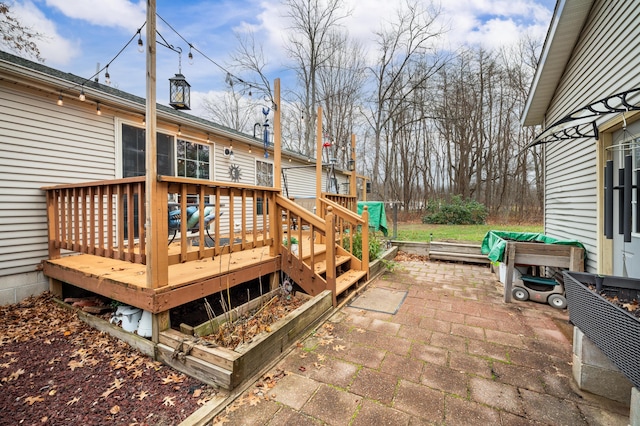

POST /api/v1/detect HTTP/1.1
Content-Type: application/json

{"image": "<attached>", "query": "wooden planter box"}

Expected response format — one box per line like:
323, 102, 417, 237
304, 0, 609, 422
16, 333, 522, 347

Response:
564, 271, 640, 389
157, 290, 333, 390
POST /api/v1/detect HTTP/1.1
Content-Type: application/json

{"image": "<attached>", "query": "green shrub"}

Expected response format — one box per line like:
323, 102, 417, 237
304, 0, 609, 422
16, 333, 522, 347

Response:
343, 230, 383, 261
422, 195, 488, 225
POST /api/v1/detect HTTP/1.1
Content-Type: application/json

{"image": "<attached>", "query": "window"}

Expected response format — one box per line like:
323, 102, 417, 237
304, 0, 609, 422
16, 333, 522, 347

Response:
121, 124, 174, 238
256, 160, 273, 187
177, 139, 210, 179
122, 124, 174, 177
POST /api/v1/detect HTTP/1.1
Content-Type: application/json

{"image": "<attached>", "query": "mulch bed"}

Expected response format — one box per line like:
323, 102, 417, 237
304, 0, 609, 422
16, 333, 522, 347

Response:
0, 293, 218, 425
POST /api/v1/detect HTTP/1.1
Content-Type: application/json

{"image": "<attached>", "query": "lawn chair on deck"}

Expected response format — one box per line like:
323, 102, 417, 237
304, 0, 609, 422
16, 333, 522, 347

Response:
168, 205, 223, 246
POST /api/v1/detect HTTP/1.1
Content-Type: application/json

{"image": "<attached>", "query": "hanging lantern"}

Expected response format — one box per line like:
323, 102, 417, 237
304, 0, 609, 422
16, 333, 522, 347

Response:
348, 159, 355, 171
169, 73, 190, 110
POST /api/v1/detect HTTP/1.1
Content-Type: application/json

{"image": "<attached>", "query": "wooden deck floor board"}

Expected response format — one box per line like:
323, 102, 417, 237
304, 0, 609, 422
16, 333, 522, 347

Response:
44, 246, 281, 312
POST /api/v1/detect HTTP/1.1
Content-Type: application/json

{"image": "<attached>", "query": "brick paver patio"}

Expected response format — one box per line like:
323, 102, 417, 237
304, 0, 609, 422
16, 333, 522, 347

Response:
211, 261, 630, 425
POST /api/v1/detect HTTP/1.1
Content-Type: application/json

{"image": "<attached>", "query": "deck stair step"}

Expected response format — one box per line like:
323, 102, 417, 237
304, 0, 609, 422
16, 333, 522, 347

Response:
314, 255, 351, 275
336, 269, 367, 295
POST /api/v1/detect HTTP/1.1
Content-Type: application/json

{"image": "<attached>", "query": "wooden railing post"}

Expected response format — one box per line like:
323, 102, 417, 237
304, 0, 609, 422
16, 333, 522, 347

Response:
361, 206, 369, 279
270, 192, 281, 257
325, 206, 337, 306
155, 180, 169, 287
46, 190, 61, 259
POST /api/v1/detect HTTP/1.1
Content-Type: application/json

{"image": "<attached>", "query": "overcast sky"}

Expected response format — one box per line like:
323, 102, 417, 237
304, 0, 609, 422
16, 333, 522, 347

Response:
7, 0, 556, 117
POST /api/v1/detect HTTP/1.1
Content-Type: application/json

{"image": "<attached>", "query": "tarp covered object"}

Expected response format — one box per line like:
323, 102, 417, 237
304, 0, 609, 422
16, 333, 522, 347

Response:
481, 230, 586, 263
357, 201, 388, 236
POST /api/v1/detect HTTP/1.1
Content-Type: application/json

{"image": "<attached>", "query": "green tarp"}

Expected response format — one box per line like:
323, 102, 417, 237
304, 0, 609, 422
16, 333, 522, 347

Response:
357, 201, 388, 236
481, 230, 586, 263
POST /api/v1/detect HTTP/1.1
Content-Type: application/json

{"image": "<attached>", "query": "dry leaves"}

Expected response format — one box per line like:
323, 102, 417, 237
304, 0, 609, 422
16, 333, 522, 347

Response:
1, 293, 218, 425
162, 372, 185, 385
25, 395, 45, 405
202, 294, 306, 349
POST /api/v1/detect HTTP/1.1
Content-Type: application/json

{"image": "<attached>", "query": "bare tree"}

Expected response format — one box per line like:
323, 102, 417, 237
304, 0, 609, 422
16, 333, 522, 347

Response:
366, 0, 445, 203
0, 2, 43, 61
317, 31, 367, 171
282, 0, 350, 156
200, 86, 255, 133
228, 30, 273, 103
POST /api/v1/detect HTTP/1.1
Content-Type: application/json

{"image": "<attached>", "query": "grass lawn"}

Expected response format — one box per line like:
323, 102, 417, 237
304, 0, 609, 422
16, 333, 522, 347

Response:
392, 223, 543, 244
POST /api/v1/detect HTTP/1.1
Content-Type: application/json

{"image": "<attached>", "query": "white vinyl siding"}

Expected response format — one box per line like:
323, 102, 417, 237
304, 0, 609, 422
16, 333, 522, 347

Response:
541, 0, 640, 273
0, 83, 115, 277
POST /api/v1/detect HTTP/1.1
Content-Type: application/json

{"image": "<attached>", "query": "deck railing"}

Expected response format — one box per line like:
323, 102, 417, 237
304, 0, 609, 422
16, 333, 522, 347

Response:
160, 176, 279, 264
275, 194, 336, 299
43, 177, 280, 267
322, 192, 357, 213
43, 178, 367, 301
319, 196, 369, 277
44, 177, 147, 263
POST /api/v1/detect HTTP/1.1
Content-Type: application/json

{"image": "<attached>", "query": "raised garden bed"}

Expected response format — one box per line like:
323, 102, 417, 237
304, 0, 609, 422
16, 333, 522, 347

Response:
564, 271, 640, 389
156, 289, 333, 390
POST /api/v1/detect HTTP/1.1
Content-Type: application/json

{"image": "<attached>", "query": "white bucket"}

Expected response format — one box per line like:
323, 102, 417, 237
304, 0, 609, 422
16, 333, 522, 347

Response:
137, 310, 152, 338
110, 305, 142, 333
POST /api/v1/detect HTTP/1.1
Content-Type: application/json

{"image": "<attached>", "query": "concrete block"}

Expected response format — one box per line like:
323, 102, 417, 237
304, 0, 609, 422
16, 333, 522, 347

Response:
15, 281, 48, 301
0, 271, 48, 305
631, 387, 640, 426
0, 288, 16, 306
574, 327, 619, 369
572, 354, 632, 403
572, 327, 632, 404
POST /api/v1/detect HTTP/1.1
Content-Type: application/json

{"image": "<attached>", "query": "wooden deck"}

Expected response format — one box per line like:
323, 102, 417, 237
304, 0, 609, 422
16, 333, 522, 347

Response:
43, 233, 337, 314
44, 246, 280, 313
42, 177, 370, 325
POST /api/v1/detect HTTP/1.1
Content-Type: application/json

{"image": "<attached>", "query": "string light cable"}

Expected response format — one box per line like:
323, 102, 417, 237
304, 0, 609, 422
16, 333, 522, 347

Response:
57, 23, 147, 100
155, 13, 273, 105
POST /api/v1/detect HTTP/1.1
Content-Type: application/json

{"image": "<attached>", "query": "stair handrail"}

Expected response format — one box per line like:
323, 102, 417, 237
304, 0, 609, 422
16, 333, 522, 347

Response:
318, 196, 369, 278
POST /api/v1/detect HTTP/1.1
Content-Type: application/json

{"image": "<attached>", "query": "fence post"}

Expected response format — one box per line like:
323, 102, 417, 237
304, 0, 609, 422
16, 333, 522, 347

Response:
362, 206, 369, 279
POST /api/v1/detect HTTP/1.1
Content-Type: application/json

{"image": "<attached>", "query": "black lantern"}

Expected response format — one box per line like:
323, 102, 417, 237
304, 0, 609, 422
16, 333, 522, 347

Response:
348, 159, 355, 171
169, 73, 190, 110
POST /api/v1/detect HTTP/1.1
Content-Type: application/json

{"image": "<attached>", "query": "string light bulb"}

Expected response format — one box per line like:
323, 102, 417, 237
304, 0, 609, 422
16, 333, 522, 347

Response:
105, 65, 111, 85
57, 92, 63, 106
206, 133, 210, 143
248, 145, 252, 154
177, 125, 181, 136
96, 102, 101, 115
188, 46, 194, 65
79, 87, 86, 102
137, 33, 144, 53
142, 115, 146, 125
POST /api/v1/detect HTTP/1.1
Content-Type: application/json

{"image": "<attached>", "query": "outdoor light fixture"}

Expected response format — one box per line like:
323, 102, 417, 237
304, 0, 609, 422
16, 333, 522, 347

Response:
137, 33, 144, 53
96, 102, 101, 115
169, 73, 191, 110
105, 65, 111, 86
188, 46, 194, 64
177, 125, 182, 136
57, 92, 63, 106
348, 159, 355, 171
79, 87, 86, 102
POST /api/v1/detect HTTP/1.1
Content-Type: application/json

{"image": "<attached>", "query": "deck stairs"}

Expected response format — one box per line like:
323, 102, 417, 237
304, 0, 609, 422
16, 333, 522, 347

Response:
276, 195, 369, 306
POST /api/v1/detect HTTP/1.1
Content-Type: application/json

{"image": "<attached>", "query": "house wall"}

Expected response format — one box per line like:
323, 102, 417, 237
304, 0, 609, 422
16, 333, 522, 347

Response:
0, 51, 357, 305
0, 81, 116, 304
541, 0, 640, 274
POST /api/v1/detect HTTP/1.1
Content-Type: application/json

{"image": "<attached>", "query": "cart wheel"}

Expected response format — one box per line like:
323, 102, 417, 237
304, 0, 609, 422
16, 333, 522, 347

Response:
512, 287, 529, 301
548, 294, 567, 309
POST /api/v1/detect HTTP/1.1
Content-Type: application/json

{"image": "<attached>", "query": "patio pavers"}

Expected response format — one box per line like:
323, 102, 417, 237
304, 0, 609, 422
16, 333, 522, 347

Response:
212, 260, 631, 425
